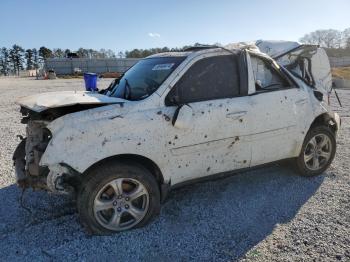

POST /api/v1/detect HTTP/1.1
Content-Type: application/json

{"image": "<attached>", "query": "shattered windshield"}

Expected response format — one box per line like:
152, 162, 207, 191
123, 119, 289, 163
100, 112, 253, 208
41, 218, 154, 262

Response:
108, 57, 185, 100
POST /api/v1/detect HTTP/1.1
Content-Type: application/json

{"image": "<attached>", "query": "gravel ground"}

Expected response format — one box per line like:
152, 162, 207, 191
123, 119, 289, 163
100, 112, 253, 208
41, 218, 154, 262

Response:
0, 77, 349, 261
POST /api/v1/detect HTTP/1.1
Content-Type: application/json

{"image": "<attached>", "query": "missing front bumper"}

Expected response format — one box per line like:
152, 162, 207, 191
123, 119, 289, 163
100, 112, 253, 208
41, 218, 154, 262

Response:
13, 139, 48, 190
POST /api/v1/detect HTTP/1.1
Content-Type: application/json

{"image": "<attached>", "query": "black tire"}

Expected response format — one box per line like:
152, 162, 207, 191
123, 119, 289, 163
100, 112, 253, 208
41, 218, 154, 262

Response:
77, 161, 160, 235
294, 125, 336, 177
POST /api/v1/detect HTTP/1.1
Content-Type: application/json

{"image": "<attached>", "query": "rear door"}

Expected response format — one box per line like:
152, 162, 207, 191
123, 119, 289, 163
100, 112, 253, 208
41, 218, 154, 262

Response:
247, 54, 303, 165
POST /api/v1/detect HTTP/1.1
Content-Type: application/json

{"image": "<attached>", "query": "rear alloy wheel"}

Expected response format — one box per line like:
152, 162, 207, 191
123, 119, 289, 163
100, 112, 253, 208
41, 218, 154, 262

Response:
78, 161, 160, 235
295, 126, 336, 176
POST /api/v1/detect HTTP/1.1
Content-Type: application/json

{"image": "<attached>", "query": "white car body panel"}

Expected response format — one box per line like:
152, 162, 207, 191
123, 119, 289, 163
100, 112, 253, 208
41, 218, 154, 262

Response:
16, 46, 339, 189
16, 91, 126, 112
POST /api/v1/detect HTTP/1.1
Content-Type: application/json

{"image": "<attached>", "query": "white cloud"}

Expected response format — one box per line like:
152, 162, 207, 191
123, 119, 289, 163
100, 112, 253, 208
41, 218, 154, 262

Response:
148, 32, 161, 38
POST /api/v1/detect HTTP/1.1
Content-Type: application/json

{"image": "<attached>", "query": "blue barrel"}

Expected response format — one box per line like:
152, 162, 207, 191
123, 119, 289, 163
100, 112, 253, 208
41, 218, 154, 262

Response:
83, 73, 98, 91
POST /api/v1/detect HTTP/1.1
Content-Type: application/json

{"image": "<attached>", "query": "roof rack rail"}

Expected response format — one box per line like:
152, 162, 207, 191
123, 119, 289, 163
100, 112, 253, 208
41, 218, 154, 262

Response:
183, 45, 219, 51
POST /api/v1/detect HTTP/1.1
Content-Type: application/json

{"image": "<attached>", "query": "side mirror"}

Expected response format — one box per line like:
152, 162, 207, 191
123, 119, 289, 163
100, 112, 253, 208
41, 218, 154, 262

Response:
255, 80, 263, 90
172, 104, 193, 129
313, 90, 324, 102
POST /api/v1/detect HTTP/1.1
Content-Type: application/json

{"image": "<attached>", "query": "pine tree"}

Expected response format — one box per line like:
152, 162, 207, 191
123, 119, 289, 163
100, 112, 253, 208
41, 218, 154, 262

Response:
53, 48, 64, 58
64, 49, 71, 58
9, 44, 25, 75
0, 47, 10, 75
39, 46, 53, 60
32, 48, 40, 69
25, 49, 34, 70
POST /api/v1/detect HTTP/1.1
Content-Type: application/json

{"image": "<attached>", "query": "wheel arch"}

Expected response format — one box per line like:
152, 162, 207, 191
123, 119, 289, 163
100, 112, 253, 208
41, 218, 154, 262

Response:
83, 154, 165, 185
309, 112, 338, 134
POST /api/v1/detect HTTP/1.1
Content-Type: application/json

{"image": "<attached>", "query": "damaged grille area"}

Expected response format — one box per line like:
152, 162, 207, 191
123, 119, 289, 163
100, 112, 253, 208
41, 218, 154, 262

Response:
25, 120, 51, 177
13, 108, 52, 190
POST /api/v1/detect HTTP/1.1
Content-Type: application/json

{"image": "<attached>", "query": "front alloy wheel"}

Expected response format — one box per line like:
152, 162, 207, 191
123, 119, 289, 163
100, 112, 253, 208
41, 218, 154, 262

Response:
93, 178, 149, 231
295, 126, 336, 176
78, 161, 160, 235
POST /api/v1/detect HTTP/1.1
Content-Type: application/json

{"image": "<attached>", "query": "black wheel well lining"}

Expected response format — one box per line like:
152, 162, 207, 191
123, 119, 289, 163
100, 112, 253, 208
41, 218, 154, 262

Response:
309, 113, 338, 133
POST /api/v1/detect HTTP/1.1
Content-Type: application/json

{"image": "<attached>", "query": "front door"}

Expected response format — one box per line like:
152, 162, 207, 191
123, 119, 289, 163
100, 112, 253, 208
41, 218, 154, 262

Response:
160, 54, 251, 184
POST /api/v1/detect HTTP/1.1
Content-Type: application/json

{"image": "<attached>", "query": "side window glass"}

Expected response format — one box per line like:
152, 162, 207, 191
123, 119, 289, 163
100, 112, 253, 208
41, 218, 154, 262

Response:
250, 56, 289, 91
165, 55, 240, 105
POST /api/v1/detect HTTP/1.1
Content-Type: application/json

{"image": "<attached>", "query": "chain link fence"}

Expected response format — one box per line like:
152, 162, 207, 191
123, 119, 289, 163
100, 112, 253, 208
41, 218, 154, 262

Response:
45, 58, 140, 75
329, 56, 350, 67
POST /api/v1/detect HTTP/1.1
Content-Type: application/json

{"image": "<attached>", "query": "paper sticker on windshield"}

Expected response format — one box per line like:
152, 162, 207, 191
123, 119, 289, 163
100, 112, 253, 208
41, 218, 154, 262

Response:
152, 63, 175, 71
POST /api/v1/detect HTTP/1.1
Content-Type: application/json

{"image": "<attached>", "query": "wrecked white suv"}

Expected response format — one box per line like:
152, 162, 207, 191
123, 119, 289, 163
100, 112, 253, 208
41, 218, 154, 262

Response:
13, 41, 341, 234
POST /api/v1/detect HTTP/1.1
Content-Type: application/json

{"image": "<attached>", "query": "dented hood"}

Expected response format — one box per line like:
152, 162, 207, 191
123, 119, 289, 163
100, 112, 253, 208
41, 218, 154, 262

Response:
16, 91, 126, 112
256, 40, 332, 93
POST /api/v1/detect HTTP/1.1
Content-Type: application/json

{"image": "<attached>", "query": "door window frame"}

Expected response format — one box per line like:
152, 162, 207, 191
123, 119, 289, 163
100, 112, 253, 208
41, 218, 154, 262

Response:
164, 53, 245, 106
249, 54, 299, 96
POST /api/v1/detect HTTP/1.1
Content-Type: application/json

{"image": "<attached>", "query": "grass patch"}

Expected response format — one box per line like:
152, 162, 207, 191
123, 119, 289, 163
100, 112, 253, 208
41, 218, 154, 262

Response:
332, 67, 350, 80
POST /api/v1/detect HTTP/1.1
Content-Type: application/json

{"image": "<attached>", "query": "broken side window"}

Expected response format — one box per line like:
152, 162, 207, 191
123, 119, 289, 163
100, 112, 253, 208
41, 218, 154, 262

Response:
250, 56, 290, 92
166, 55, 240, 105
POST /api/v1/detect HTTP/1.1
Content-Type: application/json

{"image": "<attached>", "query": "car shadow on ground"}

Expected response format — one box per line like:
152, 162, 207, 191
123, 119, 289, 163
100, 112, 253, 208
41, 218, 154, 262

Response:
0, 164, 324, 261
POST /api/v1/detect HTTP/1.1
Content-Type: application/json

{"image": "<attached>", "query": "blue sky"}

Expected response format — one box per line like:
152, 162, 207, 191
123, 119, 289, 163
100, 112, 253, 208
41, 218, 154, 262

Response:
1, 0, 349, 52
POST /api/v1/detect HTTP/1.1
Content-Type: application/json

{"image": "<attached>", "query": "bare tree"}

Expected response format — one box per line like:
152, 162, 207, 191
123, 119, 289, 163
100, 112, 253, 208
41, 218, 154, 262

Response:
300, 29, 342, 48
323, 29, 342, 48
342, 28, 350, 49
117, 51, 125, 58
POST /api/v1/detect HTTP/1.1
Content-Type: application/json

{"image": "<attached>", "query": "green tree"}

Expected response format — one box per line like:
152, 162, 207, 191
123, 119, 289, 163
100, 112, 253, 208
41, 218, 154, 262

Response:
9, 44, 25, 75
32, 48, 41, 69
0, 47, 10, 75
64, 49, 71, 57
53, 48, 64, 58
77, 48, 89, 58
39, 46, 53, 60
25, 49, 34, 69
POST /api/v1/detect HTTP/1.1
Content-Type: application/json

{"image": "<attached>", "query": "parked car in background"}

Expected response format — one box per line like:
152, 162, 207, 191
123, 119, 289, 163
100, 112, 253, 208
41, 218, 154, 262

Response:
13, 41, 340, 234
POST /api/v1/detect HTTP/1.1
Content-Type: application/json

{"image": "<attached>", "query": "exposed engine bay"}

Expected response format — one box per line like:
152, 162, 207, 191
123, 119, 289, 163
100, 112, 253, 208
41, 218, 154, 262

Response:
13, 104, 107, 193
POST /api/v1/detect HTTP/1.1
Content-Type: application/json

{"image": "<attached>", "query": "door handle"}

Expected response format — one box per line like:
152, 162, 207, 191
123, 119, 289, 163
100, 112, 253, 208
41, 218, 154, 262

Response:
226, 111, 247, 120
295, 98, 308, 105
